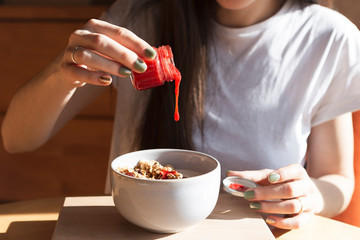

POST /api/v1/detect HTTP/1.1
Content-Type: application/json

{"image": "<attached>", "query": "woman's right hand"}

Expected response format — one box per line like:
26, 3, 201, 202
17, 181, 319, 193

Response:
2, 19, 157, 153
60, 18, 157, 88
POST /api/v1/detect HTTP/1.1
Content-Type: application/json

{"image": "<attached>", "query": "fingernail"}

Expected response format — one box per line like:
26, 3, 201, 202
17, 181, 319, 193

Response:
99, 75, 112, 84
266, 217, 276, 225
250, 202, 261, 210
134, 58, 147, 72
119, 66, 132, 76
244, 190, 255, 200
144, 47, 157, 59
268, 172, 280, 183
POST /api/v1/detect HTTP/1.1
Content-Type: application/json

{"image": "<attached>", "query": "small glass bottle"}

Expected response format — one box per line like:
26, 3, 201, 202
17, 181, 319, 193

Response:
132, 45, 181, 121
132, 45, 180, 90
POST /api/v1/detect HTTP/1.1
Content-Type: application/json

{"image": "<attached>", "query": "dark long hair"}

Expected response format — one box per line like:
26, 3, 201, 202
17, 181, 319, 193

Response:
135, 0, 318, 151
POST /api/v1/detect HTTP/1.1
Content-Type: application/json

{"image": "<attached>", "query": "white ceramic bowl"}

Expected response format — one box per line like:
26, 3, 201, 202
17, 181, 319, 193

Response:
111, 149, 221, 233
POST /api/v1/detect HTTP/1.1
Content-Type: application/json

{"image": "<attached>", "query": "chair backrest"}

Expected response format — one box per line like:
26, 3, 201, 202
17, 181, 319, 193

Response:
333, 111, 360, 227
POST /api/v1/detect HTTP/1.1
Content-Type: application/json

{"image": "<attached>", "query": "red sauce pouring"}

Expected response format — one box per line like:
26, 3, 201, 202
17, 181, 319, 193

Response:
132, 45, 181, 121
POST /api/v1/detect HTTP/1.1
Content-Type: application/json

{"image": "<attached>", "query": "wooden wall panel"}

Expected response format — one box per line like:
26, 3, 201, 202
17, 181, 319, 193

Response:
0, 5, 107, 19
0, 5, 114, 202
0, 6, 115, 117
0, 116, 112, 202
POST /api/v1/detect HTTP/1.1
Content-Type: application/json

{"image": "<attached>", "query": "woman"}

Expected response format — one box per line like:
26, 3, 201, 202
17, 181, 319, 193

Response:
2, 0, 359, 229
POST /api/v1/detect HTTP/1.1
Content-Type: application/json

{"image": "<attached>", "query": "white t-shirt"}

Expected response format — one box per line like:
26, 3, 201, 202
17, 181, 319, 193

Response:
102, 0, 360, 191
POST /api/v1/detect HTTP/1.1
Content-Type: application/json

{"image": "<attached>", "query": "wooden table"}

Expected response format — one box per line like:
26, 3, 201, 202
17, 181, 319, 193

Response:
1, 197, 360, 240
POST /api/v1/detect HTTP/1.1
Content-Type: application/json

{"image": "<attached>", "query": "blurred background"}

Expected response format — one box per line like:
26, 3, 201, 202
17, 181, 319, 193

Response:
0, 0, 116, 202
0, 0, 359, 227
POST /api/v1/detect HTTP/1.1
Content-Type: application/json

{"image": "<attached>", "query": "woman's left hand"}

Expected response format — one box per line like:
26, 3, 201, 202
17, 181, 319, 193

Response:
228, 164, 322, 229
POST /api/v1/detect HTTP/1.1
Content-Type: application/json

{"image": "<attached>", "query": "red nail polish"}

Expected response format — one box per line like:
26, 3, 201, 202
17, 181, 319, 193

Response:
132, 45, 181, 121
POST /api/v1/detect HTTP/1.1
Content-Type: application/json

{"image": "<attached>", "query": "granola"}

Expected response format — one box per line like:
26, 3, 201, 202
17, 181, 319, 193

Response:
117, 159, 183, 179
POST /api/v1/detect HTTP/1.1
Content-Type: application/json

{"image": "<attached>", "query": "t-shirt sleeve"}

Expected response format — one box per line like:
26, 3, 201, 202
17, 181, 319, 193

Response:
311, 22, 360, 126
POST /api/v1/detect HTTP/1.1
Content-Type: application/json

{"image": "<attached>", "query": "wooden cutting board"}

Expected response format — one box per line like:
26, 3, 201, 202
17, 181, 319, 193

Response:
52, 193, 275, 240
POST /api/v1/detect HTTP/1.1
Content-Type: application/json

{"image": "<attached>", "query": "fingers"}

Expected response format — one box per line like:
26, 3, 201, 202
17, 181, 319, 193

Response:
231, 164, 317, 230
268, 164, 308, 184
69, 19, 156, 74
265, 211, 314, 230
228, 164, 307, 186
241, 164, 308, 200
62, 64, 113, 87
250, 197, 312, 215
69, 46, 131, 78
83, 19, 155, 59
61, 19, 157, 87
69, 30, 147, 74
246, 179, 308, 201
227, 169, 273, 186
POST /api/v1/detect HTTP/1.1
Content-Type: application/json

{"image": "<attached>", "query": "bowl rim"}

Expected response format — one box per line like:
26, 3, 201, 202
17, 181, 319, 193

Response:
111, 148, 220, 183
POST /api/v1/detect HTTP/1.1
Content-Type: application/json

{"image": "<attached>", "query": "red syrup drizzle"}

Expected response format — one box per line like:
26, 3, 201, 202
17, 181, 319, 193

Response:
132, 45, 181, 121
229, 182, 248, 192
172, 65, 181, 121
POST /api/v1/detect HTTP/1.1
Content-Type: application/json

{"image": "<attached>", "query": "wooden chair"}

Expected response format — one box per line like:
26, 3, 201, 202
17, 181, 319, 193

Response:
333, 111, 360, 227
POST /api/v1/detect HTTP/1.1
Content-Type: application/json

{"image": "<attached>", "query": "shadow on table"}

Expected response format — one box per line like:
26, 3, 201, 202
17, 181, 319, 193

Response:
0, 220, 57, 240
51, 194, 274, 240
52, 205, 176, 240
207, 193, 260, 220
271, 229, 291, 238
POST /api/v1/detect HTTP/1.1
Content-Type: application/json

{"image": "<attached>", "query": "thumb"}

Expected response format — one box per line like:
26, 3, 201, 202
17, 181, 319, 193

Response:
227, 169, 273, 186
